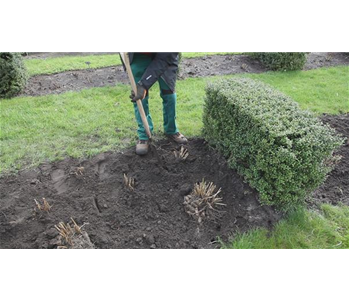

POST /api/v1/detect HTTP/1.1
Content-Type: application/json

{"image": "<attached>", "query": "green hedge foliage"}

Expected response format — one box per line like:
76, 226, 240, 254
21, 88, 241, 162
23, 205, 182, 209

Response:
203, 78, 344, 210
0, 52, 28, 99
252, 52, 307, 71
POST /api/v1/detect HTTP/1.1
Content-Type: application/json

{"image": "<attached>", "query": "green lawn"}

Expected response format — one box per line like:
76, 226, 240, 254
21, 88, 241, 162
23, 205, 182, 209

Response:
248, 67, 349, 114
1, 66, 348, 174
222, 204, 349, 249
24, 52, 240, 76
25, 54, 122, 76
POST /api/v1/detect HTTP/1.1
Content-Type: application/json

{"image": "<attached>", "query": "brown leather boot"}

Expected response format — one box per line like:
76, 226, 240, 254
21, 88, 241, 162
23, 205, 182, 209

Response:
136, 140, 149, 155
167, 132, 188, 144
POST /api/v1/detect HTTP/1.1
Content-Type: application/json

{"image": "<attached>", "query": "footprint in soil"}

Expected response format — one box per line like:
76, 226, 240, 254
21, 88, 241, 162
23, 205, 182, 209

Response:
51, 168, 81, 194
95, 159, 109, 180
51, 169, 69, 194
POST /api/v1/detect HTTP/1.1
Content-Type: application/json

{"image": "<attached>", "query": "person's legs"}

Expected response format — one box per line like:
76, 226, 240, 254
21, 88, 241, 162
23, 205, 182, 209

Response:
130, 54, 154, 141
159, 78, 187, 144
159, 78, 178, 135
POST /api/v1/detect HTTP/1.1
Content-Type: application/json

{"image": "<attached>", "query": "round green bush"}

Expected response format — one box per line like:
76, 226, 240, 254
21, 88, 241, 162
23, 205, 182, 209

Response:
252, 52, 307, 71
0, 52, 28, 99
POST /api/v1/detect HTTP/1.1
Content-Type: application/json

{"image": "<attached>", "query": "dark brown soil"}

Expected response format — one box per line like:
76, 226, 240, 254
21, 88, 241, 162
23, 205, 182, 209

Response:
0, 139, 282, 249
312, 114, 349, 205
1, 115, 348, 249
304, 52, 349, 70
178, 54, 267, 78
22, 53, 349, 97
23, 66, 127, 97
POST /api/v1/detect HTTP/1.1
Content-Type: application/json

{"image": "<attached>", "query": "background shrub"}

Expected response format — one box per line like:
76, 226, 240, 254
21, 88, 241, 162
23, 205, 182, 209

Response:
252, 52, 307, 71
203, 78, 343, 210
0, 52, 28, 99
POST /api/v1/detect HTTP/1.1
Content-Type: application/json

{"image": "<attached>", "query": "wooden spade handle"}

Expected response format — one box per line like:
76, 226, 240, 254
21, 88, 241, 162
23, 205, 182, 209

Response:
121, 52, 152, 139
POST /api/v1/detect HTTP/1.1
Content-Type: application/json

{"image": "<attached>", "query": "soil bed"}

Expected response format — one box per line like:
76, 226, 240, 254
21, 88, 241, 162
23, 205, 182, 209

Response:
0, 139, 282, 249
312, 113, 349, 205
1, 114, 348, 249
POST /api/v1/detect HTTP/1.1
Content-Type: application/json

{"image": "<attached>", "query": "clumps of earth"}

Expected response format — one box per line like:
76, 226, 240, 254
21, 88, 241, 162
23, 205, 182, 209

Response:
1, 113, 348, 249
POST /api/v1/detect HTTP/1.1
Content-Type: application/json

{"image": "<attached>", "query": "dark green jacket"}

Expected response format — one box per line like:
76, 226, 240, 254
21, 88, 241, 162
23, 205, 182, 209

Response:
128, 52, 179, 92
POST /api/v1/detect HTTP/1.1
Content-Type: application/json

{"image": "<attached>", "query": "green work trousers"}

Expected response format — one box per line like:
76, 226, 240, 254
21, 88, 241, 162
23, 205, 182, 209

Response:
130, 54, 179, 140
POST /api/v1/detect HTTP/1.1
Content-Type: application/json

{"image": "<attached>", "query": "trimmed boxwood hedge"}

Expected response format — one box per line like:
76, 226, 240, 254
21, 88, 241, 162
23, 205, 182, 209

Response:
252, 52, 307, 71
203, 78, 344, 210
0, 52, 28, 99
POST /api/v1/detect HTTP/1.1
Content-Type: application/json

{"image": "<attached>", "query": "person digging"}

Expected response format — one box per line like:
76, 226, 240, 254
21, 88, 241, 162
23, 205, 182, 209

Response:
125, 52, 187, 155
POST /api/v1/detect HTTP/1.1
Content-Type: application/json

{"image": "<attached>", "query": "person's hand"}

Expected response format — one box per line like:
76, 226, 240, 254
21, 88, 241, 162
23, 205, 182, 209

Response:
130, 83, 147, 102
